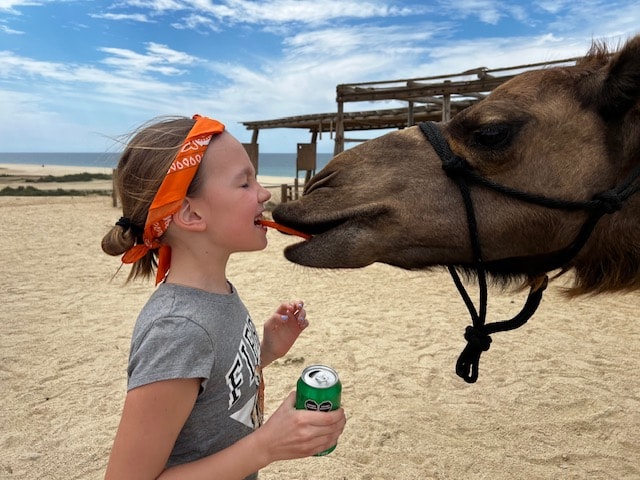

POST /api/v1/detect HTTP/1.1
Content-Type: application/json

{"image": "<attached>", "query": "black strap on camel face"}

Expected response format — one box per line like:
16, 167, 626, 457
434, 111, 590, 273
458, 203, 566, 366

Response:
419, 121, 640, 383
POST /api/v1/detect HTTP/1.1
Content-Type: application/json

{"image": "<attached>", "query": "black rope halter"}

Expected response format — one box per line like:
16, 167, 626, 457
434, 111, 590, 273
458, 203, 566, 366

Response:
419, 121, 640, 383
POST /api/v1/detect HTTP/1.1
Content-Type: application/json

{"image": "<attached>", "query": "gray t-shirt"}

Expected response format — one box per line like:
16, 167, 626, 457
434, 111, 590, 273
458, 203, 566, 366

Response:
128, 282, 262, 479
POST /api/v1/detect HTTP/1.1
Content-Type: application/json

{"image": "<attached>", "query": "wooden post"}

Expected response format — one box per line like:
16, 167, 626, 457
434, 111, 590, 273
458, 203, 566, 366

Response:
242, 143, 259, 175
296, 143, 316, 199
442, 80, 451, 122
334, 98, 344, 155
111, 169, 119, 207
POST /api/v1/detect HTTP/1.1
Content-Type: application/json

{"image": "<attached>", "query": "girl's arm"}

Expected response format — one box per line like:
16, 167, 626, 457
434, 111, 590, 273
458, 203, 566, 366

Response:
104, 378, 200, 479
105, 379, 346, 480
159, 392, 345, 480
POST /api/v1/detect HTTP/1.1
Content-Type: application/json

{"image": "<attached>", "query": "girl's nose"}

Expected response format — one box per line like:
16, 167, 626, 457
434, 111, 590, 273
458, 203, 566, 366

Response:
259, 184, 271, 202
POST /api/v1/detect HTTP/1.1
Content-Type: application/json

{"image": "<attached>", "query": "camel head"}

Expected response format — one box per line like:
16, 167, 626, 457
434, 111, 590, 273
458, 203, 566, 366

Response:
273, 35, 640, 295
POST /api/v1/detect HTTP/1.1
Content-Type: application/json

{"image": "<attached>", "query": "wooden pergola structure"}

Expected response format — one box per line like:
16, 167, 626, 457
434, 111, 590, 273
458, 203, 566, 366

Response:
241, 55, 581, 198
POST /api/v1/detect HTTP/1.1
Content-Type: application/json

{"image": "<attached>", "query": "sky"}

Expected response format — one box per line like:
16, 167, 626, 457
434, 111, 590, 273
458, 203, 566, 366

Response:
0, 1, 639, 154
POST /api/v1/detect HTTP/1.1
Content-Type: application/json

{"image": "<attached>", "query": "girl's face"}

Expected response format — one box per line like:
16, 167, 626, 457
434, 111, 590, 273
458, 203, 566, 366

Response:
188, 131, 271, 254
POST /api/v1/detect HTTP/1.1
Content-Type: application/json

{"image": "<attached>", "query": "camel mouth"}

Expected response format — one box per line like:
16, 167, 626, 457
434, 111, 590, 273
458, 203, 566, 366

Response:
272, 203, 390, 267
285, 216, 347, 238
273, 203, 388, 237
272, 215, 350, 251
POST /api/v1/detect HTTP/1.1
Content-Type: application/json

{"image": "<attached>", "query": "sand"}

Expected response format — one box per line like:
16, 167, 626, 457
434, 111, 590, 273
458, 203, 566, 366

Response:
1, 166, 639, 479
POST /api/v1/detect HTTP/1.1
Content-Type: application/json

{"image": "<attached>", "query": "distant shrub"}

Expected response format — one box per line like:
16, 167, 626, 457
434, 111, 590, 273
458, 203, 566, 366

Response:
0, 186, 111, 196
26, 172, 112, 183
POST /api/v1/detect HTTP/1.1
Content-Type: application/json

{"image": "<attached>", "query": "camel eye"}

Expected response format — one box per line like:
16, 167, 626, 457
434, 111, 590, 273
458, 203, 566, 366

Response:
473, 124, 511, 149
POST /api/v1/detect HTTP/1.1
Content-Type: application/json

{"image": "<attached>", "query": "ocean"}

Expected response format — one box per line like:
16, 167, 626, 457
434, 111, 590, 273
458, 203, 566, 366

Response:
0, 152, 334, 178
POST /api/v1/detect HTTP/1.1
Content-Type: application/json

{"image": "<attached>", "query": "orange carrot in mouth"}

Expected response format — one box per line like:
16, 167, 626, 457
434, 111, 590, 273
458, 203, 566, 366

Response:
257, 219, 312, 240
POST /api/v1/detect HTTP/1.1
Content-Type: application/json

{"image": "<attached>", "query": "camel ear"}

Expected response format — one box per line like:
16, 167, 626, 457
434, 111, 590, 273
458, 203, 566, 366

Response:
594, 35, 640, 121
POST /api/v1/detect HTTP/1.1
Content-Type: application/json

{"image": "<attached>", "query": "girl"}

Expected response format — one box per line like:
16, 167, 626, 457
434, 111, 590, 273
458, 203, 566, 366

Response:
101, 115, 346, 479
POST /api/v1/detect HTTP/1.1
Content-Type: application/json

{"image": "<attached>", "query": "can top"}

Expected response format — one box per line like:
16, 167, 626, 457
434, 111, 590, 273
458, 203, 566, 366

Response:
301, 364, 339, 388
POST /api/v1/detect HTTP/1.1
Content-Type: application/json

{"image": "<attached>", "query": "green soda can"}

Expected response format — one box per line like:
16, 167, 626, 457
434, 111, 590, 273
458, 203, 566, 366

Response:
295, 364, 342, 456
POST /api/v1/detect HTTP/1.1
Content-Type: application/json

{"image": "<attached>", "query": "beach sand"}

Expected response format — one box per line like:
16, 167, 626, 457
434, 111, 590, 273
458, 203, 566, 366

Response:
1, 166, 639, 479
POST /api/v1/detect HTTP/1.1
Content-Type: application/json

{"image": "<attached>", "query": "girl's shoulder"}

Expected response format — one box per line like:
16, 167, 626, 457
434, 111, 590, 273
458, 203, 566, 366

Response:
135, 282, 248, 337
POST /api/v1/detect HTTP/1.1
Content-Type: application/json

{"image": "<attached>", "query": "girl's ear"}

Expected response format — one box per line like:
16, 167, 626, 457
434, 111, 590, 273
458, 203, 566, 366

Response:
172, 198, 206, 232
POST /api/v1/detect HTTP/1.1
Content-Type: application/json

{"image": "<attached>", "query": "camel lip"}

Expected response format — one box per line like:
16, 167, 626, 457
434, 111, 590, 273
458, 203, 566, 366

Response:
293, 217, 347, 237
271, 218, 346, 249
281, 221, 368, 268
273, 203, 390, 238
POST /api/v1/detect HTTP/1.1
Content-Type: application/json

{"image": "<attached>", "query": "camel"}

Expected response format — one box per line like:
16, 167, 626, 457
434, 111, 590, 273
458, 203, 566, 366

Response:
272, 35, 640, 382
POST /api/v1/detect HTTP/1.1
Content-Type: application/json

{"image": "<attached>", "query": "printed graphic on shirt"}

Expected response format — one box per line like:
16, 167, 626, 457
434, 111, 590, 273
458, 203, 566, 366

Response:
226, 315, 263, 429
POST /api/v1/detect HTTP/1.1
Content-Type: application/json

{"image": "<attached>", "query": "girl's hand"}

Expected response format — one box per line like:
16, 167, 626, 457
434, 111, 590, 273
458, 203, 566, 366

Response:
261, 301, 308, 367
254, 392, 346, 462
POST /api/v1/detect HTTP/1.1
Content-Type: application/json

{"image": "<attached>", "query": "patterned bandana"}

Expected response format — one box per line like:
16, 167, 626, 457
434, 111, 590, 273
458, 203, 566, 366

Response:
121, 114, 226, 284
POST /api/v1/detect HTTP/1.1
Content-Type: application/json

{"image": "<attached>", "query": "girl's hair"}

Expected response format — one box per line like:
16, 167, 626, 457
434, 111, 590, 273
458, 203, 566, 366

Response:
101, 116, 204, 282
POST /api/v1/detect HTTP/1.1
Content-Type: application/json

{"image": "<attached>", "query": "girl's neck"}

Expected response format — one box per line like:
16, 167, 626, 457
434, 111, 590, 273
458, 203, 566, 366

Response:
164, 250, 231, 295
165, 271, 231, 295
165, 275, 231, 295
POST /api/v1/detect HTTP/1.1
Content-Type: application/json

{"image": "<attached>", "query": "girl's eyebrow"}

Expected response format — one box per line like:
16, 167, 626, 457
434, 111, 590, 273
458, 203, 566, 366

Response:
244, 165, 257, 178
234, 166, 255, 180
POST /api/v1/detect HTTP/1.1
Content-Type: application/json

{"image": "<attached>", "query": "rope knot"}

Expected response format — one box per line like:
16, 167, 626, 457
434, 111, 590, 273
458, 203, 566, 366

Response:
456, 326, 492, 384
463, 325, 492, 351
593, 191, 623, 214
442, 155, 467, 176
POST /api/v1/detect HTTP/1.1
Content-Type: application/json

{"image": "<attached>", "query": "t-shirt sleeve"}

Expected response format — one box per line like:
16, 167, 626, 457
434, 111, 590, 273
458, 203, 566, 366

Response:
127, 316, 214, 392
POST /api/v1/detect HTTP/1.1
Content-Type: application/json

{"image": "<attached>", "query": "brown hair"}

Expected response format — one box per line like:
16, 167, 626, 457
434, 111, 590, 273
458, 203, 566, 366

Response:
101, 116, 202, 282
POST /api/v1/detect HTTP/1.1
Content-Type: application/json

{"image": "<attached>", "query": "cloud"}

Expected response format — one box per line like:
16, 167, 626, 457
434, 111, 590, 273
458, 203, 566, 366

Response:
0, 48, 199, 113
117, 0, 184, 10
436, 0, 506, 25
283, 24, 441, 58
98, 43, 200, 76
106, 0, 427, 28
0, 88, 116, 151
89, 12, 153, 22
0, 0, 638, 152
0, 23, 24, 34
202, 0, 424, 24
540, 1, 640, 38
0, 0, 43, 14
199, 23, 449, 123
0, 50, 81, 81
536, 0, 571, 15
171, 13, 218, 31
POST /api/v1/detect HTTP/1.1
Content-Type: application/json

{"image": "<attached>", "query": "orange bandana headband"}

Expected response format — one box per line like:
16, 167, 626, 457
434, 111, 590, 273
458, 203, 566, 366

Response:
121, 114, 226, 284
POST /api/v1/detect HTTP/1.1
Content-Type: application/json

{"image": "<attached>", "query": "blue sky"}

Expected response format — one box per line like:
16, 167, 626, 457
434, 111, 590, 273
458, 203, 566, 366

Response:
0, 0, 639, 153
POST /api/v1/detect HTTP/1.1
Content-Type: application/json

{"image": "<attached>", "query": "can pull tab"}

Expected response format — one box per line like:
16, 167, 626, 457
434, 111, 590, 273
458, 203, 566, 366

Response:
309, 371, 331, 385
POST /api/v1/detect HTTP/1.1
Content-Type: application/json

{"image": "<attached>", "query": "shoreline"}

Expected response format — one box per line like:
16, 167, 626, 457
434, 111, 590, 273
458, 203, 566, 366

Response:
0, 163, 114, 177
0, 163, 302, 202
0, 162, 299, 185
